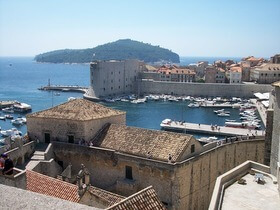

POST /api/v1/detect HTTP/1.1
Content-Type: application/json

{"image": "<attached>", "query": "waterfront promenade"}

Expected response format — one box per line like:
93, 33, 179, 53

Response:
250, 99, 267, 126
161, 121, 264, 136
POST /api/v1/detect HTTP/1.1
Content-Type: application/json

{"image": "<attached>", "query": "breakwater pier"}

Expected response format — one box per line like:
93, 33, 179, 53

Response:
38, 85, 88, 93
161, 121, 264, 136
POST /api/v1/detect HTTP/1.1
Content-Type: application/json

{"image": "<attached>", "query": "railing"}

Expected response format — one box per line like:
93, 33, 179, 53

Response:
89, 123, 110, 146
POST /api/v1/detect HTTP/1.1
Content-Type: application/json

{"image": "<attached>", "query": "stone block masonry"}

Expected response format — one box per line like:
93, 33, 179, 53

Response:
139, 80, 272, 97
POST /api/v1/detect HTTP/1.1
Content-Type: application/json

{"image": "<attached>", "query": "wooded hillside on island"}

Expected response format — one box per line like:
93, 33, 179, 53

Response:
34, 39, 180, 63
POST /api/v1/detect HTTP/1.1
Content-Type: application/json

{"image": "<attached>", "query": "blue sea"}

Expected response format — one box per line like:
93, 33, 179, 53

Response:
0, 57, 245, 139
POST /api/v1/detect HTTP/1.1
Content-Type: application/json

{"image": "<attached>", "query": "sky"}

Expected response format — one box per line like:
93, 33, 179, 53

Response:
0, 0, 279, 57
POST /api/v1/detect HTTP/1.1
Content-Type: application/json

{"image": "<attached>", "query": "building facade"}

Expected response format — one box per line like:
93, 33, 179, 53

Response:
88, 60, 145, 98
26, 99, 126, 144
229, 67, 242, 83
205, 66, 225, 83
250, 63, 280, 84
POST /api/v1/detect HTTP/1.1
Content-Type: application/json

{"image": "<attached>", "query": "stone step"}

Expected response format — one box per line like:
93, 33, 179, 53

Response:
33, 151, 45, 156
31, 155, 45, 160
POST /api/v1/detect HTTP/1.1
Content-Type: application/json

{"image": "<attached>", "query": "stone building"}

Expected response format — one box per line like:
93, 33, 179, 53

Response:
24, 98, 266, 209
188, 61, 209, 78
26, 99, 126, 144
241, 63, 251, 82
229, 67, 242, 83
250, 63, 280, 84
205, 66, 225, 83
140, 65, 196, 83
86, 60, 145, 99
242, 56, 265, 67
270, 54, 280, 64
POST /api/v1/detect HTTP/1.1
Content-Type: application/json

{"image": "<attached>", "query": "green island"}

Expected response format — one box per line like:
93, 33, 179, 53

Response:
34, 39, 180, 63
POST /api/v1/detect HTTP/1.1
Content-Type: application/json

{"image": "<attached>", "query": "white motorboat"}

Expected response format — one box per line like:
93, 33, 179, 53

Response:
4, 114, 13, 119
2, 107, 14, 113
120, 99, 129, 102
217, 112, 230, 117
188, 103, 199, 108
214, 109, 224, 114
225, 119, 236, 122
0, 116, 6, 121
13, 102, 32, 112
11, 118, 24, 126
104, 98, 115, 103
198, 136, 218, 144
17, 117, 27, 124
0, 128, 22, 137
161, 119, 172, 125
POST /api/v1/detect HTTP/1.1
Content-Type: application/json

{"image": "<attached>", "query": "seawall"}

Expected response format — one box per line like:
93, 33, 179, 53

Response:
139, 80, 273, 97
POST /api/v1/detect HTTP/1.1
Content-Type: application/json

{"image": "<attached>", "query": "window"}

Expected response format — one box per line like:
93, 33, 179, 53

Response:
191, 144, 195, 153
261, 73, 263, 76
68, 135, 74, 143
119, 86, 120, 89
57, 160, 63, 168
111, 87, 113, 90
44, 133, 50, 143
103, 88, 105, 91
125, 166, 133, 180
111, 80, 113, 83
111, 72, 113, 75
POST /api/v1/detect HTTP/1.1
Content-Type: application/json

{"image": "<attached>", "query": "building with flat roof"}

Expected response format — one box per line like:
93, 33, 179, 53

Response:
250, 63, 280, 84
87, 60, 144, 99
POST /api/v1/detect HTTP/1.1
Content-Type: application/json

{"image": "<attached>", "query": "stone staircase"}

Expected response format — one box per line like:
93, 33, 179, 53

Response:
30, 151, 45, 161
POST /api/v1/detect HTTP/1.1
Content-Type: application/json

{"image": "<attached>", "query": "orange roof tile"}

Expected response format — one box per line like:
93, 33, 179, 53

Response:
88, 186, 125, 207
26, 170, 80, 203
230, 67, 242, 72
107, 186, 166, 210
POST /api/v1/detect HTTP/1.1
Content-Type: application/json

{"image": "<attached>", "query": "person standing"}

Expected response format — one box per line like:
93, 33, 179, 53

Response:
1, 154, 14, 175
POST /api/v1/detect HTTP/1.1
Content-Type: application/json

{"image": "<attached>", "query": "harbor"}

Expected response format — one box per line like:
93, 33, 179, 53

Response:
160, 120, 264, 137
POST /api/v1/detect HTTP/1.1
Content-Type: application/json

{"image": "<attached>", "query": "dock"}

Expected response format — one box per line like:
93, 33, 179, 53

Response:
200, 103, 234, 108
161, 121, 264, 136
0, 100, 18, 108
38, 85, 88, 93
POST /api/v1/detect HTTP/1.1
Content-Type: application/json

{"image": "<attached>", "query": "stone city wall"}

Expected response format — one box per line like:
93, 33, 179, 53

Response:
139, 80, 272, 97
174, 139, 264, 210
270, 86, 280, 176
52, 139, 264, 210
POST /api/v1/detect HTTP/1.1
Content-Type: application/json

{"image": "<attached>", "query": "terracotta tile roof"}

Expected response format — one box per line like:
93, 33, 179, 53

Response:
26, 170, 80, 203
254, 63, 280, 71
158, 66, 195, 75
230, 67, 242, 73
107, 186, 166, 210
95, 124, 193, 162
88, 186, 125, 207
27, 99, 125, 121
